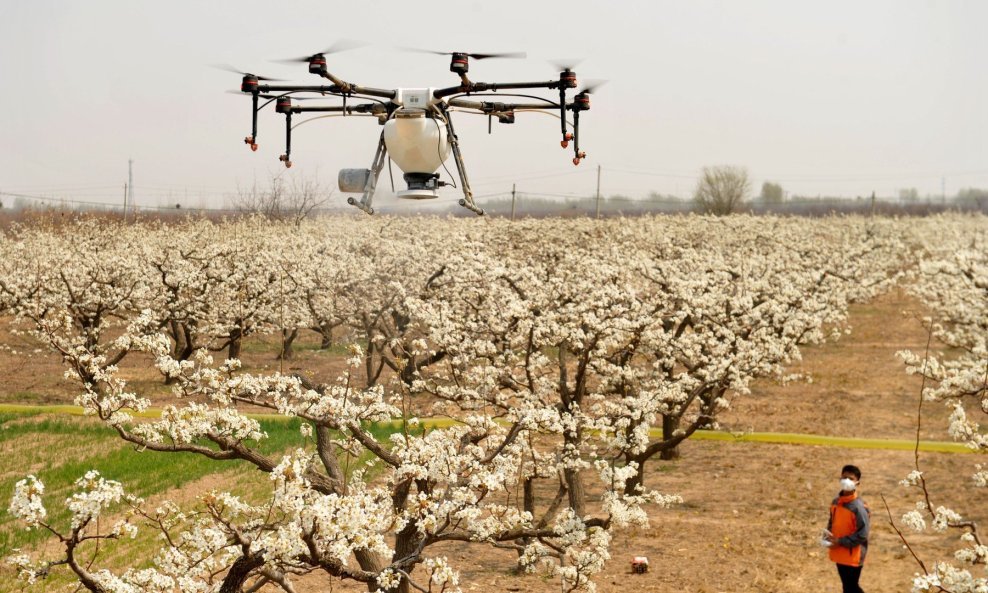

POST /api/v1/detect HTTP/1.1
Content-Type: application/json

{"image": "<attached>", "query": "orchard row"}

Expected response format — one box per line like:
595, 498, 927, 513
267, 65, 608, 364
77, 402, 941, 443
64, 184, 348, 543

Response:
1, 214, 983, 593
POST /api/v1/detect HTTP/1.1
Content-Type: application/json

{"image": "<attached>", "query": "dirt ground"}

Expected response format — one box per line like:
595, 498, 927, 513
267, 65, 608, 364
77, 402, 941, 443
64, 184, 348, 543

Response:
0, 324, 355, 407
2, 288, 983, 592
384, 289, 980, 593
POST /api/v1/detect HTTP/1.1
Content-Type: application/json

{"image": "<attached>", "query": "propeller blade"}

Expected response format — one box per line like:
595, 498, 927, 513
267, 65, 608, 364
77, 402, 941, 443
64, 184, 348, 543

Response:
271, 56, 316, 64
211, 63, 284, 81
469, 51, 527, 60
398, 47, 526, 60
274, 39, 366, 63
550, 58, 584, 72
578, 79, 608, 94
321, 39, 365, 54
396, 46, 451, 56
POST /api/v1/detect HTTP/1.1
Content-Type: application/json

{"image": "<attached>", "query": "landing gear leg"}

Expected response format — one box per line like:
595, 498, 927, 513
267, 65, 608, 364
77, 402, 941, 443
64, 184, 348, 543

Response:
347, 133, 388, 215
441, 109, 484, 216
571, 110, 586, 165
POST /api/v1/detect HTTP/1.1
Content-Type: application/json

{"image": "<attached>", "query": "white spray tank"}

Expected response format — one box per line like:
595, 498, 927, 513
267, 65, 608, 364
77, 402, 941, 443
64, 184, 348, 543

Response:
338, 89, 453, 200
382, 108, 451, 199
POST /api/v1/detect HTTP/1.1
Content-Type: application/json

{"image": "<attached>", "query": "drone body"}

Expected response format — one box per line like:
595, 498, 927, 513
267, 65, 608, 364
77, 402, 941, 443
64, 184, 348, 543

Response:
225, 47, 597, 215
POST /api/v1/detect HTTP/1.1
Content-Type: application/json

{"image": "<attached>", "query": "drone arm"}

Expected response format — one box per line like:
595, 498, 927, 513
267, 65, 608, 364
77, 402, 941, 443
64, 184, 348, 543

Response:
317, 69, 348, 89
256, 83, 391, 101
292, 103, 386, 115
258, 84, 342, 93
311, 69, 397, 100
447, 98, 558, 112
488, 80, 565, 91
345, 84, 396, 100
434, 79, 562, 100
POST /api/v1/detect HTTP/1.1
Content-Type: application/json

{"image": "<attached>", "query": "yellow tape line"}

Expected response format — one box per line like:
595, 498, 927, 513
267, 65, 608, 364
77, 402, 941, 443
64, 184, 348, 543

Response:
684, 429, 973, 454
0, 404, 972, 454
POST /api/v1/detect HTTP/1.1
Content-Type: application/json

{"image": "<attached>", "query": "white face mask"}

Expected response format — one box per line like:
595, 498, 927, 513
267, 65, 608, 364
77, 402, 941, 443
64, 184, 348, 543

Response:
840, 478, 857, 492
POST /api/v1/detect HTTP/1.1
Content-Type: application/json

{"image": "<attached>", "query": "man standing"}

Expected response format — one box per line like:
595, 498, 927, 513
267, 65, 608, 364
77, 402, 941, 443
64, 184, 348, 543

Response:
826, 464, 870, 593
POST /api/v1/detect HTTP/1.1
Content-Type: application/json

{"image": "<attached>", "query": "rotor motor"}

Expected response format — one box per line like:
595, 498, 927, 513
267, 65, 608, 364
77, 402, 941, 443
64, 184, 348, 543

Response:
240, 75, 258, 93
559, 70, 577, 89
449, 52, 469, 74
275, 97, 293, 114
308, 55, 327, 74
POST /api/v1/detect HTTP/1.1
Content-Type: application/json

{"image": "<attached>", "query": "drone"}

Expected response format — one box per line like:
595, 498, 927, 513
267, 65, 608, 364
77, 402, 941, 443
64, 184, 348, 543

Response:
224, 43, 599, 215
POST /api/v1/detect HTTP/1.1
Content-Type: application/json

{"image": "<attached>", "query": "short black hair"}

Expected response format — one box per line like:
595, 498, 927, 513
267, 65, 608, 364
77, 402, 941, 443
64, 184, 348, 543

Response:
842, 464, 861, 480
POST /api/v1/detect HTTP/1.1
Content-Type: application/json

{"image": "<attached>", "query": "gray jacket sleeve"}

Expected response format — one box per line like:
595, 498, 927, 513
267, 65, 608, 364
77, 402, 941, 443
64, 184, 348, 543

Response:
838, 500, 870, 547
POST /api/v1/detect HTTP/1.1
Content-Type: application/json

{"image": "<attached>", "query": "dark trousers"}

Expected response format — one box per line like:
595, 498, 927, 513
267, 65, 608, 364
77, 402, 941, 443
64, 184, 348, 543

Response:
836, 563, 864, 593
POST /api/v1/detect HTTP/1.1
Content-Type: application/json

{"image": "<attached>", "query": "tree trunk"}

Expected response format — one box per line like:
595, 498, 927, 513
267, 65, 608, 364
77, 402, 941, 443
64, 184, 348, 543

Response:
392, 521, 421, 593
228, 336, 242, 360
318, 325, 334, 349
169, 319, 186, 359
180, 322, 196, 360
623, 453, 647, 496
277, 328, 299, 360
219, 553, 264, 593
564, 467, 585, 517
364, 343, 376, 387
164, 320, 186, 385
514, 477, 537, 562
354, 550, 383, 592
660, 414, 680, 460
523, 477, 535, 516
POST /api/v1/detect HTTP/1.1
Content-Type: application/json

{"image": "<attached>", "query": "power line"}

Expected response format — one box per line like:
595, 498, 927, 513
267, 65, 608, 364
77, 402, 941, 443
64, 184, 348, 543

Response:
0, 190, 237, 212
601, 165, 988, 183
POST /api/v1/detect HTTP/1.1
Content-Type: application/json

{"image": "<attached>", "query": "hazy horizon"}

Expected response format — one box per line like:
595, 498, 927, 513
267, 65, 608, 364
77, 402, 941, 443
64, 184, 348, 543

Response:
1, 1, 985, 214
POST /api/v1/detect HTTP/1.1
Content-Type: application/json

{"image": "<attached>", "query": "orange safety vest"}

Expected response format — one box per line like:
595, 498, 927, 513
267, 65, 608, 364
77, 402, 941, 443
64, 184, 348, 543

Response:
828, 491, 870, 567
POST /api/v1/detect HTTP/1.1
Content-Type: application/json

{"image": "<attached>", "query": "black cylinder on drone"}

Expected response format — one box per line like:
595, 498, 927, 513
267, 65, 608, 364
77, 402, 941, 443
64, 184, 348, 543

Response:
241, 75, 259, 93
574, 92, 590, 111
450, 53, 469, 74
308, 54, 327, 74
560, 70, 577, 89
275, 97, 293, 114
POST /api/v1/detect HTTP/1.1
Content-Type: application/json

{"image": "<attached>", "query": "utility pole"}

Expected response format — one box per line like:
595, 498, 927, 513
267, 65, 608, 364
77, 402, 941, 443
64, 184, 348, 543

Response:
123, 183, 128, 222
127, 158, 134, 221
510, 184, 517, 221
942, 176, 946, 205
870, 190, 876, 215
595, 164, 601, 219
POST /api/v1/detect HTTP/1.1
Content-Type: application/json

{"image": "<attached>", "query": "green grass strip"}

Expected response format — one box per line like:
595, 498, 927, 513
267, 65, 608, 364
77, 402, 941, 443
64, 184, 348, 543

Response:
0, 404, 283, 420
0, 404, 974, 454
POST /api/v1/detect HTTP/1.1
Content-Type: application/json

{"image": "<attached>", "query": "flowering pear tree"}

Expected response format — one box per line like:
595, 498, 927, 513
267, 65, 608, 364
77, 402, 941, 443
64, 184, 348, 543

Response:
600, 218, 904, 490
329, 223, 450, 387
407, 217, 904, 498
137, 219, 232, 364
406, 235, 655, 515
0, 220, 148, 383
896, 216, 987, 593
8, 320, 666, 593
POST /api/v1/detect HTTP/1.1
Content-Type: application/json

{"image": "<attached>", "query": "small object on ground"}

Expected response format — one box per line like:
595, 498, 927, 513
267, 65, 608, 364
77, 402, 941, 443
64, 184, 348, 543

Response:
631, 556, 649, 573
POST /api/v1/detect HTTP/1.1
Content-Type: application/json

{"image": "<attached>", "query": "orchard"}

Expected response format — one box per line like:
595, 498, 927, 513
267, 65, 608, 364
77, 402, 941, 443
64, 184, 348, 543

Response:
0, 214, 984, 593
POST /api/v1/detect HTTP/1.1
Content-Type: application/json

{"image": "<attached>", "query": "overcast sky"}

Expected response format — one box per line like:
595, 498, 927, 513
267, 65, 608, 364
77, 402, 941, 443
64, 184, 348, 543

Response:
1, 0, 986, 212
